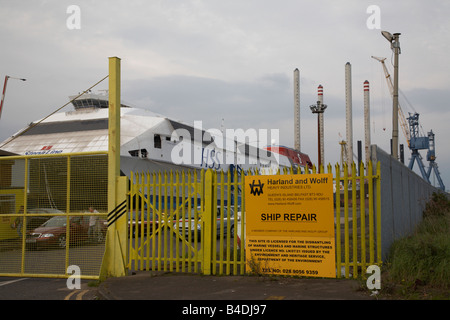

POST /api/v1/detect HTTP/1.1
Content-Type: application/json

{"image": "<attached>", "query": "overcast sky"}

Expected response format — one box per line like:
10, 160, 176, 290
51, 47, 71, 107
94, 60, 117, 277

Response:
1, 0, 449, 190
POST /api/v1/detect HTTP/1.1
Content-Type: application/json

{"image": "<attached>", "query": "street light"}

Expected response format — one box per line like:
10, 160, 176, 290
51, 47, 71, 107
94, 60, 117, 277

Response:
381, 31, 393, 43
0, 75, 27, 120
310, 100, 327, 169
381, 30, 401, 159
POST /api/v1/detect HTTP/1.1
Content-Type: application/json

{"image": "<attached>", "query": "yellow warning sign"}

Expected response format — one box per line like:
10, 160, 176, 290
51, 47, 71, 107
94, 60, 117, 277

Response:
245, 174, 336, 277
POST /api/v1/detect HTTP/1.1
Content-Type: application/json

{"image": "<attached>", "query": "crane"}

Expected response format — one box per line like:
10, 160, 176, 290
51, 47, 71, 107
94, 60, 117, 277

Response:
338, 132, 357, 168
407, 112, 445, 191
371, 56, 410, 146
0, 75, 27, 120
373, 56, 445, 191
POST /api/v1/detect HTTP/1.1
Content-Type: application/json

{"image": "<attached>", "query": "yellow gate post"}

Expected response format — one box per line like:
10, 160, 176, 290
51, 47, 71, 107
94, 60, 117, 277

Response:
100, 57, 127, 279
202, 169, 214, 275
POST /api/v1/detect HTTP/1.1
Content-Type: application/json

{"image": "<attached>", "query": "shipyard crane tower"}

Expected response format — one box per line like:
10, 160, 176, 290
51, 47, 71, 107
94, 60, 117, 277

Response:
407, 112, 445, 191
371, 56, 410, 145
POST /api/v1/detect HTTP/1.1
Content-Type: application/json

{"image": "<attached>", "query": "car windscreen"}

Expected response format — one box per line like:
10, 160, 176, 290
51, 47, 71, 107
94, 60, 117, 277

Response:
42, 216, 67, 227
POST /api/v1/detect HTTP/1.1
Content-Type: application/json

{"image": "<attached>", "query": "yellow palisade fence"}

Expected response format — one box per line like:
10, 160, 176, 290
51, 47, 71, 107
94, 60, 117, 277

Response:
127, 161, 381, 278
333, 161, 382, 278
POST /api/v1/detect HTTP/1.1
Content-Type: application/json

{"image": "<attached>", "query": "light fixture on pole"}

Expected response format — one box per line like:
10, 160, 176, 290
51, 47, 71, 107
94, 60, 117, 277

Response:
381, 30, 401, 159
310, 100, 327, 168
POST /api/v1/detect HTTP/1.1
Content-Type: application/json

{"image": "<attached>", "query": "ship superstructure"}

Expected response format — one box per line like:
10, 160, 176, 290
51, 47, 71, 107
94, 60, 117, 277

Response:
0, 93, 312, 176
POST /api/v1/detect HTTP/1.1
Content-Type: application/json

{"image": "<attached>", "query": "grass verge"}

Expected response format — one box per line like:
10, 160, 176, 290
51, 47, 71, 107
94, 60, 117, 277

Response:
380, 192, 450, 299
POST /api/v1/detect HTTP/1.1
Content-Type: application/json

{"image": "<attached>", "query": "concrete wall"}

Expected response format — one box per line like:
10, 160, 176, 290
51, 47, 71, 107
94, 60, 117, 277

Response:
370, 145, 443, 260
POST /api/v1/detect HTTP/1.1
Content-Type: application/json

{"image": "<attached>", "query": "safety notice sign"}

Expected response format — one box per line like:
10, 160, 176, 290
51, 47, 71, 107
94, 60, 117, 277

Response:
245, 174, 336, 277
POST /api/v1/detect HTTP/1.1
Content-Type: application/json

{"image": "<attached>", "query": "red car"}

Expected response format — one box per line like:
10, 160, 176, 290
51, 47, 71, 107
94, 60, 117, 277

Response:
26, 215, 106, 250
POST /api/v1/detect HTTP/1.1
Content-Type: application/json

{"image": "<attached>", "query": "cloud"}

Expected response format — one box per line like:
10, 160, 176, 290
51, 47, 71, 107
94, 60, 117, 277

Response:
123, 74, 297, 130
0, 0, 449, 189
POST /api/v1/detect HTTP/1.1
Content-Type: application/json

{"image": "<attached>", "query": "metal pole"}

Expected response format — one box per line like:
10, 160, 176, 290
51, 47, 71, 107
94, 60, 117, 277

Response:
108, 57, 121, 188
0, 76, 9, 120
310, 99, 327, 170
101, 56, 127, 278
345, 62, 353, 165
318, 85, 325, 167
294, 68, 301, 152
317, 114, 321, 168
364, 80, 371, 164
357, 140, 362, 174
0, 75, 26, 120
392, 33, 401, 160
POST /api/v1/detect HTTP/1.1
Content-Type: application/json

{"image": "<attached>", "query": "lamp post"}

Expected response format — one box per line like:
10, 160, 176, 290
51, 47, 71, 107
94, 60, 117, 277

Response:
310, 100, 327, 168
381, 31, 401, 159
0, 75, 27, 120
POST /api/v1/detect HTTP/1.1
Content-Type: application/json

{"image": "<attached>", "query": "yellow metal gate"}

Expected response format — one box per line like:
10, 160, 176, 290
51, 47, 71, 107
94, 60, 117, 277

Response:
0, 152, 108, 279
128, 169, 246, 275
127, 162, 381, 279
128, 170, 205, 273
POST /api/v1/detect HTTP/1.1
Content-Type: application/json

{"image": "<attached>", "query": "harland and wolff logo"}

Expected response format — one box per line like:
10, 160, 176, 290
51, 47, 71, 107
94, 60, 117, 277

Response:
249, 179, 264, 196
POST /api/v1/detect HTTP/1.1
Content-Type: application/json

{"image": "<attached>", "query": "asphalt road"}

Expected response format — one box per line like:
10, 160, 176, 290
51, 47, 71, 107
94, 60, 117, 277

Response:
0, 276, 99, 300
